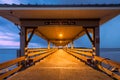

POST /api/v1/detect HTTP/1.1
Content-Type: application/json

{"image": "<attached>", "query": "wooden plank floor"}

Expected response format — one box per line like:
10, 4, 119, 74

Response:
8, 49, 113, 80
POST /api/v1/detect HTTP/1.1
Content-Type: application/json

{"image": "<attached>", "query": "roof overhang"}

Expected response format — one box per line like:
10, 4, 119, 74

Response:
0, 4, 120, 25
0, 4, 120, 46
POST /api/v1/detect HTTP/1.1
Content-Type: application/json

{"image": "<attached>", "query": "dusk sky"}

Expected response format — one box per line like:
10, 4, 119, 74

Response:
0, 0, 120, 48
0, 0, 120, 4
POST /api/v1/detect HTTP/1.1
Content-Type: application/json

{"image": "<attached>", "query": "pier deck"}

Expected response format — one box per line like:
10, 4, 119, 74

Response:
8, 49, 113, 80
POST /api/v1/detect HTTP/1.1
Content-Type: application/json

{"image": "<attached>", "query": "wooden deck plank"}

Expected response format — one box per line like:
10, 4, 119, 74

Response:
8, 49, 113, 80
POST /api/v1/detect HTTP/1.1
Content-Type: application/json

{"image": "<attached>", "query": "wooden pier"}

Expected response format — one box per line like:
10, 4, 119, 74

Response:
8, 49, 112, 80
0, 4, 120, 80
0, 48, 120, 80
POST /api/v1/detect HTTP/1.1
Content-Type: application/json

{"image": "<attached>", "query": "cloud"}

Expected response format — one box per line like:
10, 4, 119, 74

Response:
0, 0, 20, 4
0, 36, 14, 40
0, 32, 19, 40
0, 31, 19, 48
0, 40, 19, 47
0, 31, 41, 48
0, 39, 41, 48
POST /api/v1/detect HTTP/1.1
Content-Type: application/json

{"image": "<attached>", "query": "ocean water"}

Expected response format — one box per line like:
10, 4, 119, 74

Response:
0, 49, 18, 63
100, 48, 120, 63
0, 48, 120, 63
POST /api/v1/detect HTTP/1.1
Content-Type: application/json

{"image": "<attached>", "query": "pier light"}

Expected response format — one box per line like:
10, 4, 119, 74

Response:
59, 33, 63, 37
60, 41, 62, 43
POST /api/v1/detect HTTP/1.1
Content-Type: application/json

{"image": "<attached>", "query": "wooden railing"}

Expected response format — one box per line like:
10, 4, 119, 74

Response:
64, 48, 120, 80
74, 48, 92, 52
0, 57, 25, 80
0, 48, 57, 80
27, 49, 57, 63
27, 48, 48, 52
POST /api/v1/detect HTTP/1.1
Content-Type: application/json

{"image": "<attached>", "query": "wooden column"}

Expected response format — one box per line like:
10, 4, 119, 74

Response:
20, 26, 28, 56
93, 27, 100, 56
48, 41, 50, 49
53, 44, 56, 49
64, 44, 68, 49
71, 41, 74, 49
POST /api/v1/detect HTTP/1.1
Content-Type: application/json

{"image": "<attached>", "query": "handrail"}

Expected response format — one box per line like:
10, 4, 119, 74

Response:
66, 50, 88, 62
27, 48, 48, 52
68, 49, 92, 57
32, 49, 56, 62
0, 56, 25, 80
0, 56, 25, 70
67, 49, 120, 69
28, 48, 47, 50
0, 48, 57, 79
74, 48, 92, 52
94, 56, 120, 69
97, 64, 120, 80
64, 48, 120, 80
0, 65, 22, 80
27, 50, 51, 57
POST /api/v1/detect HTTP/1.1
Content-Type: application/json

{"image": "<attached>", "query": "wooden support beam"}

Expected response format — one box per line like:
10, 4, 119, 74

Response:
84, 28, 94, 45
52, 44, 55, 49
20, 19, 99, 27
66, 45, 68, 49
20, 26, 27, 56
83, 26, 100, 56
0, 11, 21, 25
71, 41, 74, 49
36, 29, 49, 41
72, 29, 85, 41
93, 27, 100, 56
48, 41, 50, 49
26, 28, 36, 47
100, 10, 120, 25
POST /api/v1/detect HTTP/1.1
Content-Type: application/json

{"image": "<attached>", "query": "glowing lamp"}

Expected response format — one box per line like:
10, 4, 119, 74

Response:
59, 33, 63, 37
60, 41, 62, 43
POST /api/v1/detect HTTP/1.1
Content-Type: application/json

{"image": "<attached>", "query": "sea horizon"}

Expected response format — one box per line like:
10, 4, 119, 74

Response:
0, 48, 120, 63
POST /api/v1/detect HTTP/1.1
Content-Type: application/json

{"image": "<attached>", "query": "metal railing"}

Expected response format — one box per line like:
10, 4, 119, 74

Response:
64, 48, 120, 80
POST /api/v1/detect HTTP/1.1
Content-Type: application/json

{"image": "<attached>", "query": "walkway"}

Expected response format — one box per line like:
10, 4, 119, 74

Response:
8, 49, 113, 80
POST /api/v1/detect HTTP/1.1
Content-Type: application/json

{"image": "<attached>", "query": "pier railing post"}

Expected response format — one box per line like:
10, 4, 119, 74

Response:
48, 41, 50, 49
84, 26, 100, 56
20, 26, 27, 57
20, 26, 28, 69
93, 27, 100, 56
71, 41, 74, 49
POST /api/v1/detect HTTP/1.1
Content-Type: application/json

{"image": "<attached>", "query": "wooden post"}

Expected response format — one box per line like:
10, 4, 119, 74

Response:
93, 27, 100, 56
66, 44, 68, 49
53, 44, 56, 49
48, 41, 50, 49
71, 41, 74, 49
26, 28, 36, 47
20, 26, 27, 56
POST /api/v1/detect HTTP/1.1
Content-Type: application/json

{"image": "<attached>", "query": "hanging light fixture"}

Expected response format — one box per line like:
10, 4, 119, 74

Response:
59, 33, 63, 37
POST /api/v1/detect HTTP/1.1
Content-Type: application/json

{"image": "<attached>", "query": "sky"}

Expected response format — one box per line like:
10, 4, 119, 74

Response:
0, 0, 120, 4
0, 0, 120, 48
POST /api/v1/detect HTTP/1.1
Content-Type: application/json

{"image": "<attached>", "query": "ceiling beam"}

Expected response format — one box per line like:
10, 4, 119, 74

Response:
20, 19, 99, 27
